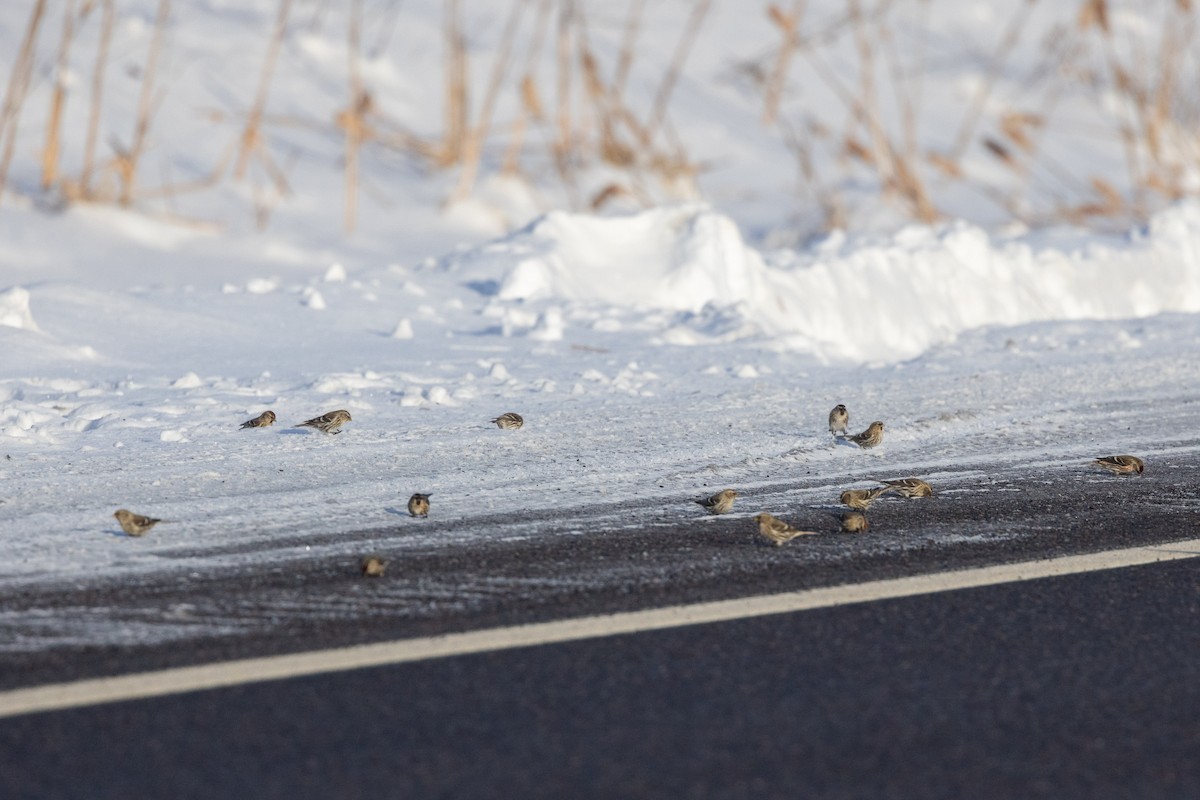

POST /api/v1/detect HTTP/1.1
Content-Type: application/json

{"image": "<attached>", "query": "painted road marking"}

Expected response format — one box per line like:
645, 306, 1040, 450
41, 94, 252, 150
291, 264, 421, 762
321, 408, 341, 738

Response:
2, 539, 1198, 719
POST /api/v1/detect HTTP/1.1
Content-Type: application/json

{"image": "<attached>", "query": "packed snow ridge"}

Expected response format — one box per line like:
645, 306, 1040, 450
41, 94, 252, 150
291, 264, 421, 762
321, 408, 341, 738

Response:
448, 202, 1200, 362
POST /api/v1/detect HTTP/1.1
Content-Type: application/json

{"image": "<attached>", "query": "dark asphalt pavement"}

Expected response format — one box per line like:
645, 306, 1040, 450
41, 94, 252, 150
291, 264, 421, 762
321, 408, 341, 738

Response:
2, 557, 1198, 800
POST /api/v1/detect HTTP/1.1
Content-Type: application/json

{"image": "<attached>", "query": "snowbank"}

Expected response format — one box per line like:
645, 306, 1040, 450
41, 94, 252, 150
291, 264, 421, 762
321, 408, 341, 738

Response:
448, 203, 1200, 362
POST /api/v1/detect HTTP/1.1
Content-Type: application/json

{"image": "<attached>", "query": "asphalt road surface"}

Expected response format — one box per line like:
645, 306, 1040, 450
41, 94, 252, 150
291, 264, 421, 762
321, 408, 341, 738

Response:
0, 453, 1198, 798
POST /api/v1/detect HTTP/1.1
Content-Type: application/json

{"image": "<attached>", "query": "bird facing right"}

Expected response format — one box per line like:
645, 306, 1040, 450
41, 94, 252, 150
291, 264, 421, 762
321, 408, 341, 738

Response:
408, 493, 431, 517
753, 513, 817, 546
849, 421, 885, 448
828, 404, 849, 437
113, 509, 161, 537
695, 488, 738, 515
491, 412, 524, 430
297, 409, 352, 434
1092, 455, 1144, 475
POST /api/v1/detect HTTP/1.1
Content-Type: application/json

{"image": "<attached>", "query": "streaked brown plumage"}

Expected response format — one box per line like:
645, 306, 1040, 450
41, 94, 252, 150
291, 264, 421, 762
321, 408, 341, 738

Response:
695, 488, 738, 515
828, 404, 849, 437
239, 410, 276, 429
849, 421, 885, 448
1092, 455, 1144, 475
841, 512, 869, 533
297, 409, 352, 434
113, 509, 161, 536
491, 412, 524, 430
879, 477, 934, 498
360, 556, 387, 577
840, 487, 889, 511
753, 513, 817, 546
408, 492, 431, 517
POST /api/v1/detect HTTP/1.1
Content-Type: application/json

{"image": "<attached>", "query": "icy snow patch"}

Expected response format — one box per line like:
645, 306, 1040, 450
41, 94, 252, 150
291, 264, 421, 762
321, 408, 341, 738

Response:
0, 286, 39, 332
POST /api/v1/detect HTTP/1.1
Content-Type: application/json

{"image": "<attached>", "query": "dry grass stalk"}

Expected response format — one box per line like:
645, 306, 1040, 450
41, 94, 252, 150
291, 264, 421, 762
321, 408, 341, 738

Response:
762, 1, 806, 125
80, 0, 114, 196
438, 0, 469, 168
948, 0, 1037, 162
612, 0, 644, 97
0, 0, 49, 207
643, 0, 712, 143
235, 0, 292, 180
1000, 111, 1043, 153
1078, 0, 1110, 34
41, 0, 78, 191
501, 0, 552, 176
553, 1, 576, 183
340, 0, 367, 231
450, 0, 530, 203
119, 0, 171, 206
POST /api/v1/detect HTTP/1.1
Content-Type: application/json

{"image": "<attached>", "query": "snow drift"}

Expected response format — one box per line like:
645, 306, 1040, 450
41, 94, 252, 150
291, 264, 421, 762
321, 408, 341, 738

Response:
448, 203, 1200, 362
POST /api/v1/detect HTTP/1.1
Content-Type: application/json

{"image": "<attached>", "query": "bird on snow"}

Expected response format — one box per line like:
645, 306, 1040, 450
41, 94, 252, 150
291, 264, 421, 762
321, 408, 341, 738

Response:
491, 412, 524, 430
828, 404, 849, 437
408, 493, 431, 517
848, 421, 885, 448
694, 488, 738, 515
840, 487, 889, 511
841, 512, 869, 533
239, 410, 276, 429
878, 477, 934, 498
1092, 455, 1144, 475
113, 509, 162, 537
296, 409, 352, 434
753, 513, 817, 546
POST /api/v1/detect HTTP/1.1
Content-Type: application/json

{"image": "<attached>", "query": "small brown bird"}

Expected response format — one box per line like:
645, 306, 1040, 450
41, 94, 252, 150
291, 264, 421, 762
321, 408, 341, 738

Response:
841, 512, 869, 533
408, 492, 431, 517
113, 509, 161, 537
849, 421, 885, 448
491, 412, 524, 430
753, 513, 817, 546
695, 488, 738, 515
828, 404, 849, 437
879, 477, 934, 498
239, 410, 276, 429
297, 409, 352, 434
1092, 455, 1145, 475
360, 556, 387, 577
840, 487, 889, 511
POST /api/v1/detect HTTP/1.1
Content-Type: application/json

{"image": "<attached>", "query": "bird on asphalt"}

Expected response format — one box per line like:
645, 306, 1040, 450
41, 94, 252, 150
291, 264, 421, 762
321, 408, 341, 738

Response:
360, 556, 387, 577
841, 512, 869, 533
239, 410, 276, 429
878, 477, 934, 498
828, 404, 849, 437
695, 488, 738, 515
1092, 455, 1144, 475
840, 487, 889, 511
848, 421, 885, 448
491, 412, 524, 430
296, 409, 352, 434
113, 509, 162, 537
408, 493, 431, 517
753, 513, 817, 546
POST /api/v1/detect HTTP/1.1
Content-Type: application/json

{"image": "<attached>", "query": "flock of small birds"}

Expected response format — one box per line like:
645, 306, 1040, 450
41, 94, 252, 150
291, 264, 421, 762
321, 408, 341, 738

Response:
111, 402, 1147, 570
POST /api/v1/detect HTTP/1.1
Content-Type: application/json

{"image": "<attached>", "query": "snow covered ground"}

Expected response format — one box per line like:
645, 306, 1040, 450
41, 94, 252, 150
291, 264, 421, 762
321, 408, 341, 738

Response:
2, 200, 1199, 594
1, 1, 1199, 601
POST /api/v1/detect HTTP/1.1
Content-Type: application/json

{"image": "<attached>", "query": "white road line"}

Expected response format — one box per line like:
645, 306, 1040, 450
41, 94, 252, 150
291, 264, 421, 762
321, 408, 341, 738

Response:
2, 539, 1199, 720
